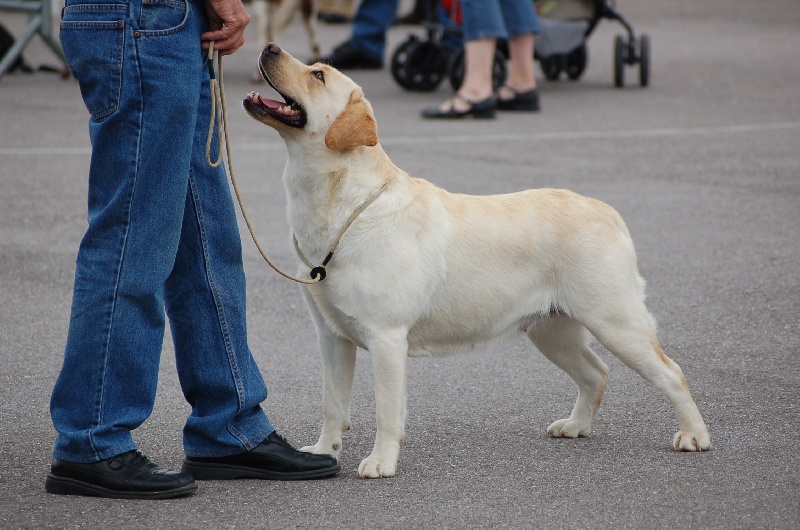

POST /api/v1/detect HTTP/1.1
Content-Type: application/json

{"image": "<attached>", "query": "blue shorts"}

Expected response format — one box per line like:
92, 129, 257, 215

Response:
461, 0, 540, 41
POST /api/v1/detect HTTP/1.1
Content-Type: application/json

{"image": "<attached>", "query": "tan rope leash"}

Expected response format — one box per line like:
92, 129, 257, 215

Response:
205, 44, 385, 284
292, 180, 388, 280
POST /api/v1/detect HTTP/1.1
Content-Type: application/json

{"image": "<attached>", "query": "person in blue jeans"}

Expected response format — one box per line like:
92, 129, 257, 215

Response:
46, 0, 339, 500
422, 0, 541, 118
319, 0, 401, 69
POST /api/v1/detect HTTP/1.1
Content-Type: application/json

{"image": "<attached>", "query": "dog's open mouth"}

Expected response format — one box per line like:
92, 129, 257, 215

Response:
244, 87, 307, 128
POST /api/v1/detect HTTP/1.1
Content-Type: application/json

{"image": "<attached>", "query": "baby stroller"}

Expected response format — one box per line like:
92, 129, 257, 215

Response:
391, 0, 506, 93
390, 0, 649, 91
536, 0, 649, 87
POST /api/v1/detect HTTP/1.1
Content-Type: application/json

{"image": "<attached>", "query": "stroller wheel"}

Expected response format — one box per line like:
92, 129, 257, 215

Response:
566, 44, 588, 81
391, 36, 448, 92
391, 36, 421, 90
613, 35, 626, 87
540, 56, 562, 81
639, 34, 650, 87
448, 47, 507, 92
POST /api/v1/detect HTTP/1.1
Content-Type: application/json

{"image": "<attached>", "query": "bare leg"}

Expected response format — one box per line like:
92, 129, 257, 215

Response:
499, 33, 537, 99
436, 38, 496, 112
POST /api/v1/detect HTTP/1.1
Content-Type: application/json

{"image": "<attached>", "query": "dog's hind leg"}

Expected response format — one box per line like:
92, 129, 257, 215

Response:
528, 314, 609, 438
358, 329, 409, 478
580, 300, 711, 451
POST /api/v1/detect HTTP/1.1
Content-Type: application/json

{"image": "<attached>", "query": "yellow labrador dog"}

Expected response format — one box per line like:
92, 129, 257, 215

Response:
243, 43, 711, 478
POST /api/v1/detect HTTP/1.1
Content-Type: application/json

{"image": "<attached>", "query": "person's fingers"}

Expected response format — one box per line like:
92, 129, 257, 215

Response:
201, 5, 250, 55
201, 31, 245, 55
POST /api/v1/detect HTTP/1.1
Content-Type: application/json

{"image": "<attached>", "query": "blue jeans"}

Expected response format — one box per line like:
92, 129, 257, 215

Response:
461, 0, 540, 42
350, 0, 400, 60
52, 0, 274, 463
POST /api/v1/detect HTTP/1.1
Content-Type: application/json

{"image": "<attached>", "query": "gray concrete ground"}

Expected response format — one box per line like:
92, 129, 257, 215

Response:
1, 0, 798, 527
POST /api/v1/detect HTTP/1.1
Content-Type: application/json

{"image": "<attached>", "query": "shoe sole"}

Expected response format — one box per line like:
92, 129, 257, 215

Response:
421, 111, 496, 119
45, 475, 197, 500
181, 460, 341, 481
497, 104, 540, 111
496, 100, 540, 111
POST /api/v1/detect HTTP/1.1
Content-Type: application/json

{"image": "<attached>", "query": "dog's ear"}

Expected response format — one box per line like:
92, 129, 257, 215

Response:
325, 89, 379, 150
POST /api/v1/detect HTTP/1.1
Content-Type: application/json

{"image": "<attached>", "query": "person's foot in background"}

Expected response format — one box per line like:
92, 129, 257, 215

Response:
318, 40, 383, 69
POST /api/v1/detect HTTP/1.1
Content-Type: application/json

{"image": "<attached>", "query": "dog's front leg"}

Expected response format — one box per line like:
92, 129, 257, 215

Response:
358, 330, 408, 479
250, 0, 269, 82
300, 0, 321, 61
300, 322, 357, 459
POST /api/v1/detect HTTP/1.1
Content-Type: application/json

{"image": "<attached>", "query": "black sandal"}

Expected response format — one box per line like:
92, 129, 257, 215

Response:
421, 93, 497, 119
496, 86, 540, 111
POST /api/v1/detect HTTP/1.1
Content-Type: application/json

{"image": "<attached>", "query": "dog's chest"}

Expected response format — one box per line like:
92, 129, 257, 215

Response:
307, 287, 371, 349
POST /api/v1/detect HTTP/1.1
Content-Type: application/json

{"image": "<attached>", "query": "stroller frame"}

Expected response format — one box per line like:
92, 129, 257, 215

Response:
537, 0, 649, 87
390, 0, 649, 91
391, 0, 509, 93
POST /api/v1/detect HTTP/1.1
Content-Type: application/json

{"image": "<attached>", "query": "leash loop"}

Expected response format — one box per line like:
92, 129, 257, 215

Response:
206, 45, 223, 168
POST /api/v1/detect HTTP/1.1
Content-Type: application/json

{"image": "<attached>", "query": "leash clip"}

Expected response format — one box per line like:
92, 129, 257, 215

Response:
309, 251, 334, 281
310, 267, 326, 281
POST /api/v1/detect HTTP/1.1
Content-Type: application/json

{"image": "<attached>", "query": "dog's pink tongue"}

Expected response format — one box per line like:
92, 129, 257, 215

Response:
248, 91, 282, 109
260, 95, 283, 109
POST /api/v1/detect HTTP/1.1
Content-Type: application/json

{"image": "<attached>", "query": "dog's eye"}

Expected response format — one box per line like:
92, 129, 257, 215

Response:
312, 70, 325, 83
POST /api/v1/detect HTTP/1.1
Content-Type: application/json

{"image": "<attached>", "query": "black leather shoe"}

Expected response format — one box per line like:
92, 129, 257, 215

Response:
318, 40, 383, 70
45, 450, 197, 499
421, 94, 497, 119
496, 86, 541, 111
181, 432, 340, 481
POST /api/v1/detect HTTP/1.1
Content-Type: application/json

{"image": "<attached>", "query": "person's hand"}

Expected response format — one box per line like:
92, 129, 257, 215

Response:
202, 0, 251, 56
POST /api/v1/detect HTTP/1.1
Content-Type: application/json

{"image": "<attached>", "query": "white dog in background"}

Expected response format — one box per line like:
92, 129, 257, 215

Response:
243, 44, 712, 478
250, 0, 320, 80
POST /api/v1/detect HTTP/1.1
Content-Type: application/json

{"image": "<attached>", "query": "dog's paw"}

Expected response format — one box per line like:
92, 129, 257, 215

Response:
357, 456, 396, 479
673, 430, 711, 452
547, 418, 592, 438
300, 442, 341, 457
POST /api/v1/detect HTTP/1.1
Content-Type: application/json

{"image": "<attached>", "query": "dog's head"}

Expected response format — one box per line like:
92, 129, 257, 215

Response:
243, 43, 379, 151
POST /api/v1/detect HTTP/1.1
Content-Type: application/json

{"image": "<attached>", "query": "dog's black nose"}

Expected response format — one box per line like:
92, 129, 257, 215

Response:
265, 42, 282, 56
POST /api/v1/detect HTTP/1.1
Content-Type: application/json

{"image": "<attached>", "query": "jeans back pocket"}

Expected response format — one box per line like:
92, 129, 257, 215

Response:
61, 4, 127, 120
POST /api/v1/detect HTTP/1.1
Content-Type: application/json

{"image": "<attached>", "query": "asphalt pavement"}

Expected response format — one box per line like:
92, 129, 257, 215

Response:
1, 0, 798, 527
